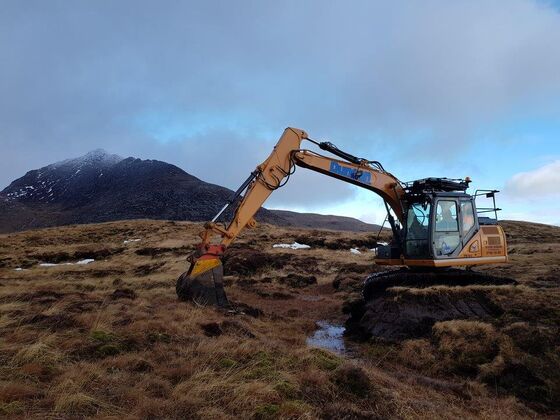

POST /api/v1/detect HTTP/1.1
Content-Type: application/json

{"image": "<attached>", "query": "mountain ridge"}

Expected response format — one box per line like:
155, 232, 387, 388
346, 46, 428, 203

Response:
1, 150, 382, 234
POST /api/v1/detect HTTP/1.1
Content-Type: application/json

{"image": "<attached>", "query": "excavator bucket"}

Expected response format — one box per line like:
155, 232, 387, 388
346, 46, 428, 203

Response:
176, 255, 229, 307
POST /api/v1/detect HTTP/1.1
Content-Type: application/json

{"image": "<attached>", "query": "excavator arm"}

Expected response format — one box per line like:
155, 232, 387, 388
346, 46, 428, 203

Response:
176, 127, 405, 305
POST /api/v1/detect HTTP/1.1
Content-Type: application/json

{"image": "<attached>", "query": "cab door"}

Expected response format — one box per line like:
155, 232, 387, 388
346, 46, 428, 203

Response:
432, 198, 462, 258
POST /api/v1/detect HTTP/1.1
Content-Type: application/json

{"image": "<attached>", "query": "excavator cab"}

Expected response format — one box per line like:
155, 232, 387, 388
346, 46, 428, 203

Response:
404, 193, 476, 259
376, 178, 508, 267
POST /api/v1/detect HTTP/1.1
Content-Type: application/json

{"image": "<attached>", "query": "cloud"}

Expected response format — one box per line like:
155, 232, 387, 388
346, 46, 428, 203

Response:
1, 0, 560, 218
505, 160, 560, 198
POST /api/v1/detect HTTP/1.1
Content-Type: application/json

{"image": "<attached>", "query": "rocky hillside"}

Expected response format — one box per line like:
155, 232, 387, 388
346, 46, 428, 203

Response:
0, 150, 381, 234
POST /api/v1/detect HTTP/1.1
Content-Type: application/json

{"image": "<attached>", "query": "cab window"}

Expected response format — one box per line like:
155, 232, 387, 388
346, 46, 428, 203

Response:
405, 203, 431, 258
435, 200, 458, 232
407, 204, 430, 237
460, 200, 475, 235
434, 200, 460, 256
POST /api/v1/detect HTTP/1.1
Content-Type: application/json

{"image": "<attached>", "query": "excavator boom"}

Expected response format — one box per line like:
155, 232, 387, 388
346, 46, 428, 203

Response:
198, 128, 404, 248
177, 127, 405, 304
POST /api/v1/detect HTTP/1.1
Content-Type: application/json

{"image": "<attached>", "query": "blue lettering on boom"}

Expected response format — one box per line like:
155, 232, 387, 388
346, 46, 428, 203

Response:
329, 161, 371, 184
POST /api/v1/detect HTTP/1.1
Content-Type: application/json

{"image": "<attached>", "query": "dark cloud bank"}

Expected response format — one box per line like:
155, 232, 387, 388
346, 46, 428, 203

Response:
1, 0, 560, 209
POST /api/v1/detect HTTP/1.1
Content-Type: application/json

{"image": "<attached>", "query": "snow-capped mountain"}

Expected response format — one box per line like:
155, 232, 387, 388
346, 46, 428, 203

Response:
3, 149, 123, 203
1, 149, 247, 228
0, 150, 380, 233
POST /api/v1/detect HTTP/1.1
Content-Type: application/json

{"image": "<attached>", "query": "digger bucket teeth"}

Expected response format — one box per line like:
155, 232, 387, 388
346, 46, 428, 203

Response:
176, 257, 229, 307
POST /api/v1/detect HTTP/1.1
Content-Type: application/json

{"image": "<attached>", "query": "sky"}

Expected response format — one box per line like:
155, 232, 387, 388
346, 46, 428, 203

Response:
1, 0, 560, 225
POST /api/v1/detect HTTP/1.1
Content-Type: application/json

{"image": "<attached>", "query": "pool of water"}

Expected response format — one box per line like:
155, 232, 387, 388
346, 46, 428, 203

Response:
306, 320, 346, 353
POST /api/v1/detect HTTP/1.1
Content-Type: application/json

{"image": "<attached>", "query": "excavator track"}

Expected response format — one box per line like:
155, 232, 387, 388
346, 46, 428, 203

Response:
343, 268, 518, 342
363, 267, 516, 300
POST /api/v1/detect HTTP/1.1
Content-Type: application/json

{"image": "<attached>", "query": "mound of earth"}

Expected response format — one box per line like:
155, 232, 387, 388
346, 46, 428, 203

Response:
222, 247, 276, 276
345, 269, 517, 342
222, 246, 319, 277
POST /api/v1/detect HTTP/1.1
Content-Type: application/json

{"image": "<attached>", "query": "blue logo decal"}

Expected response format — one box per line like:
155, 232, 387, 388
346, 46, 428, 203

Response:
329, 161, 371, 184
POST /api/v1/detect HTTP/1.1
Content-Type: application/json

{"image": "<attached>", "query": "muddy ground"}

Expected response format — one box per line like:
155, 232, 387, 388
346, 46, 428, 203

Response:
0, 219, 558, 418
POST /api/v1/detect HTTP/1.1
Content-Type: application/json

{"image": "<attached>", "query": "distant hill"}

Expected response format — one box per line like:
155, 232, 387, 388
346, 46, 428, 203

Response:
269, 209, 383, 233
0, 150, 381, 234
499, 220, 560, 244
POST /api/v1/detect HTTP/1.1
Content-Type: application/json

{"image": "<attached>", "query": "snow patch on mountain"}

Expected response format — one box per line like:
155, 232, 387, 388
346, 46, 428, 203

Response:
2, 149, 123, 203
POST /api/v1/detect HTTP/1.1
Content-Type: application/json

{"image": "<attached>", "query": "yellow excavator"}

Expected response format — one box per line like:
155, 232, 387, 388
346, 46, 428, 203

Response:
176, 127, 508, 306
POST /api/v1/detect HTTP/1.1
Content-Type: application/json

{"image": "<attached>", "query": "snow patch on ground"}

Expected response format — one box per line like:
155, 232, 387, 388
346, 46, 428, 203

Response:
368, 242, 388, 254
272, 242, 311, 250
123, 238, 141, 244
39, 258, 94, 267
